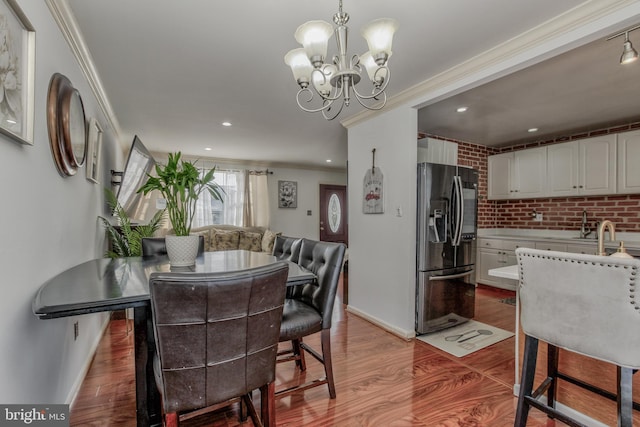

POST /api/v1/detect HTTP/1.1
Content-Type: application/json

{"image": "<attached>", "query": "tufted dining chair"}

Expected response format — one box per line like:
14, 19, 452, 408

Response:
272, 235, 302, 262
141, 236, 204, 258
515, 248, 640, 427
149, 262, 289, 427
277, 238, 346, 399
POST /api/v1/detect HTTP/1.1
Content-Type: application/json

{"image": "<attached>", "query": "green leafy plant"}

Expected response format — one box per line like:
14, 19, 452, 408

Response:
137, 152, 224, 236
99, 188, 166, 258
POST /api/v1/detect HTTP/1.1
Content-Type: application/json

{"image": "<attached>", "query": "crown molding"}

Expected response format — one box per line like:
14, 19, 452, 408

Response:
46, 0, 124, 149
341, 0, 640, 129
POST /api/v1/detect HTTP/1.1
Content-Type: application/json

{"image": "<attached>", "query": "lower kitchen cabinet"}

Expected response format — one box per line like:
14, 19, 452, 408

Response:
477, 238, 535, 291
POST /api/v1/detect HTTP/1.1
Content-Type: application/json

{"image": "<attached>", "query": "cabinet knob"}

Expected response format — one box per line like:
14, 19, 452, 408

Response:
573, 186, 577, 188
579, 185, 583, 188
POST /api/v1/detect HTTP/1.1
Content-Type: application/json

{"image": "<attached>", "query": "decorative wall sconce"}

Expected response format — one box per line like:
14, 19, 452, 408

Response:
607, 25, 640, 65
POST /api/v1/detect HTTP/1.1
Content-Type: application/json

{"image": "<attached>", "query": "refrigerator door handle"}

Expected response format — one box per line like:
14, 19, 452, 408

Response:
452, 175, 464, 246
428, 269, 475, 281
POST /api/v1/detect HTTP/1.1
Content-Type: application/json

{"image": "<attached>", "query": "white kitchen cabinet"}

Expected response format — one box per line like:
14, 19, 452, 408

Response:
566, 243, 597, 255
547, 135, 616, 197
477, 238, 535, 290
417, 138, 458, 165
617, 130, 640, 194
488, 147, 546, 200
534, 242, 567, 252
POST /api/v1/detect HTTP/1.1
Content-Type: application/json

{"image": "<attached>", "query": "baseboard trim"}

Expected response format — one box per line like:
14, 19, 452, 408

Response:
345, 305, 416, 340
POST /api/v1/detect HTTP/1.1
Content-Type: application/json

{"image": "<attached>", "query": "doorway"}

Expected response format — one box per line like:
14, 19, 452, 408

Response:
319, 184, 347, 245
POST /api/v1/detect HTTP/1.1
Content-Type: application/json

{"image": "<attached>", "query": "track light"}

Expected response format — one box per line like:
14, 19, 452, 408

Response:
607, 25, 640, 65
620, 33, 638, 64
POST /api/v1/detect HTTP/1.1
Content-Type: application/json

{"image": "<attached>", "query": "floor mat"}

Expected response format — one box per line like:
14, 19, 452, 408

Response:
416, 320, 514, 358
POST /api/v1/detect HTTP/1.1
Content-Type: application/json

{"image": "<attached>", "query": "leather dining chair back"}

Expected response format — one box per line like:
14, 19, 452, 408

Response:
272, 235, 302, 262
149, 262, 289, 427
142, 236, 204, 258
278, 238, 346, 399
515, 248, 640, 427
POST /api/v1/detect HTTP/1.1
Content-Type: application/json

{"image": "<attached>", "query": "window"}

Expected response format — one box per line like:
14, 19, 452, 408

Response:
193, 169, 245, 227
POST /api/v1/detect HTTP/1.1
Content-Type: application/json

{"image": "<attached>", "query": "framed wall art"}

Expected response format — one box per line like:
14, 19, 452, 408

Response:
86, 118, 103, 183
278, 180, 297, 208
0, 0, 35, 145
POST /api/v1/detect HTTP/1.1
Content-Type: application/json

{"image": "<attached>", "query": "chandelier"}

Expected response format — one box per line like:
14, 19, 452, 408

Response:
284, 0, 398, 120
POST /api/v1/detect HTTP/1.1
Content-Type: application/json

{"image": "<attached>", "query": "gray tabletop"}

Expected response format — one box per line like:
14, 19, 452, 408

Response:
33, 250, 315, 319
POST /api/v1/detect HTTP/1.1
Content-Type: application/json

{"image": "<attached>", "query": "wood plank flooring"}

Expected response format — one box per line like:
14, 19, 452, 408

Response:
69, 281, 638, 426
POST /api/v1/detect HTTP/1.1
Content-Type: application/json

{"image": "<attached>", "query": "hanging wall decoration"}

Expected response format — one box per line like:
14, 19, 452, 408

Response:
278, 180, 298, 208
363, 148, 383, 214
0, 0, 35, 145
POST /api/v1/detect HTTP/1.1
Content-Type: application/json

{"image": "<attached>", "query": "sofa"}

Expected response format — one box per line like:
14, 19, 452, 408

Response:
187, 225, 281, 254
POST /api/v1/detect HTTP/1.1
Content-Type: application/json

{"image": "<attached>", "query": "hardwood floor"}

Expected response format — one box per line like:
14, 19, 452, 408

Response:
69, 282, 637, 426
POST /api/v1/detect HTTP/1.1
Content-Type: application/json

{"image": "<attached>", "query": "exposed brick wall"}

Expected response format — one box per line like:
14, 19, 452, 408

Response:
427, 121, 640, 232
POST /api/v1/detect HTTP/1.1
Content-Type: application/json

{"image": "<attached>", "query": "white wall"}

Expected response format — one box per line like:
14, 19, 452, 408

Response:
0, 2, 123, 403
162, 155, 347, 239
347, 107, 418, 338
267, 167, 346, 239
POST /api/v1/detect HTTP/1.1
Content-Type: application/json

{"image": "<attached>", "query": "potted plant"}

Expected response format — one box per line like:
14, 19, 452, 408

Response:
99, 188, 166, 258
137, 152, 223, 266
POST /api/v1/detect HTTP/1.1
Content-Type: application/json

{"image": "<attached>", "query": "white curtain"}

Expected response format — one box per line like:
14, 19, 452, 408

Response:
193, 169, 245, 227
243, 171, 270, 227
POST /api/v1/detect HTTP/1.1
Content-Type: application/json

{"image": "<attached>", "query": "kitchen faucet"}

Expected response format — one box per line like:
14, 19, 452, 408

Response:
579, 209, 591, 239
597, 220, 616, 256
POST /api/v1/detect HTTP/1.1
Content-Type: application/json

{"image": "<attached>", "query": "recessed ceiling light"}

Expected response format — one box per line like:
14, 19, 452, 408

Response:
222, 121, 232, 127
528, 128, 538, 133
456, 107, 468, 113
204, 147, 212, 151
326, 159, 332, 163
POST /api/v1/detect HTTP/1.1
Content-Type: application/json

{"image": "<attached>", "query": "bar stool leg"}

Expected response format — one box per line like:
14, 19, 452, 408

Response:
547, 343, 559, 412
618, 366, 633, 427
515, 335, 539, 427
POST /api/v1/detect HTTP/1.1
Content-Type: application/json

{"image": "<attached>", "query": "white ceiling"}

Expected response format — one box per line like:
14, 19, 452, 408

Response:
60, 0, 638, 169
418, 31, 640, 147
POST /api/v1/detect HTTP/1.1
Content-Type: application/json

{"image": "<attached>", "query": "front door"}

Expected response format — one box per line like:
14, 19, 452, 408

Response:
319, 184, 348, 245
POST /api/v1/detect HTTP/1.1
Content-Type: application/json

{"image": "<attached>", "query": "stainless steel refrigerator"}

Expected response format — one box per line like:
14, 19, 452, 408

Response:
416, 162, 478, 335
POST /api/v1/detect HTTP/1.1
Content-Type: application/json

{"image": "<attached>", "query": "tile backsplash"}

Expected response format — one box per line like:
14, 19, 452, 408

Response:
427, 120, 640, 232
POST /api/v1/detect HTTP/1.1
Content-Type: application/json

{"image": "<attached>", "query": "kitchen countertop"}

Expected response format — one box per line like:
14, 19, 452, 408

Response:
478, 228, 640, 250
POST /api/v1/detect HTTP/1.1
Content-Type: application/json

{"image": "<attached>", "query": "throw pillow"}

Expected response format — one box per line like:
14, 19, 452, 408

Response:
261, 229, 282, 253
212, 230, 240, 251
238, 231, 263, 252
189, 229, 212, 251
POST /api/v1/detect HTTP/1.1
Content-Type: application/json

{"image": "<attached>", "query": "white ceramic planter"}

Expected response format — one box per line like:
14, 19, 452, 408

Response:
165, 235, 199, 267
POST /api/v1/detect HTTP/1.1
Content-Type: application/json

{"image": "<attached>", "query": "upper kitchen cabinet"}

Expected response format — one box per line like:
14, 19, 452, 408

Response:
488, 147, 546, 200
547, 135, 616, 197
417, 138, 458, 166
617, 130, 640, 194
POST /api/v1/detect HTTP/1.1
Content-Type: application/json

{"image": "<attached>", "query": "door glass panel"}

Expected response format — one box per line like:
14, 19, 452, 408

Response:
328, 193, 341, 233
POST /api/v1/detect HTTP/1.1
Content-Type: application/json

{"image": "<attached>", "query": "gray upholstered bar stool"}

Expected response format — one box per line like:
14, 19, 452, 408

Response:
515, 248, 640, 427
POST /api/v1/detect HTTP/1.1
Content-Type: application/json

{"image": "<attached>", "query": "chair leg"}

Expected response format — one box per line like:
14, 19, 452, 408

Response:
261, 382, 276, 427
165, 412, 178, 427
242, 393, 263, 427
292, 338, 306, 371
547, 343, 559, 411
321, 329, 336, 399
239, 393, 248, 422
515, 335, 539, 427
618, 366, 633, 427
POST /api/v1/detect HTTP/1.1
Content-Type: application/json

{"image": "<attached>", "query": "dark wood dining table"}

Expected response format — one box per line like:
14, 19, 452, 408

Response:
32, 250, 315, 427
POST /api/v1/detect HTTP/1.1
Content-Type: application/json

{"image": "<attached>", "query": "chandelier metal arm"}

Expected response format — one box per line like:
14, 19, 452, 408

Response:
350, 66, 391, 101
295, 85, 343, 114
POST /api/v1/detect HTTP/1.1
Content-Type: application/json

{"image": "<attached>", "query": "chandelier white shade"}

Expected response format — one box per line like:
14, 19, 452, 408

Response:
285, 0, 398, 120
